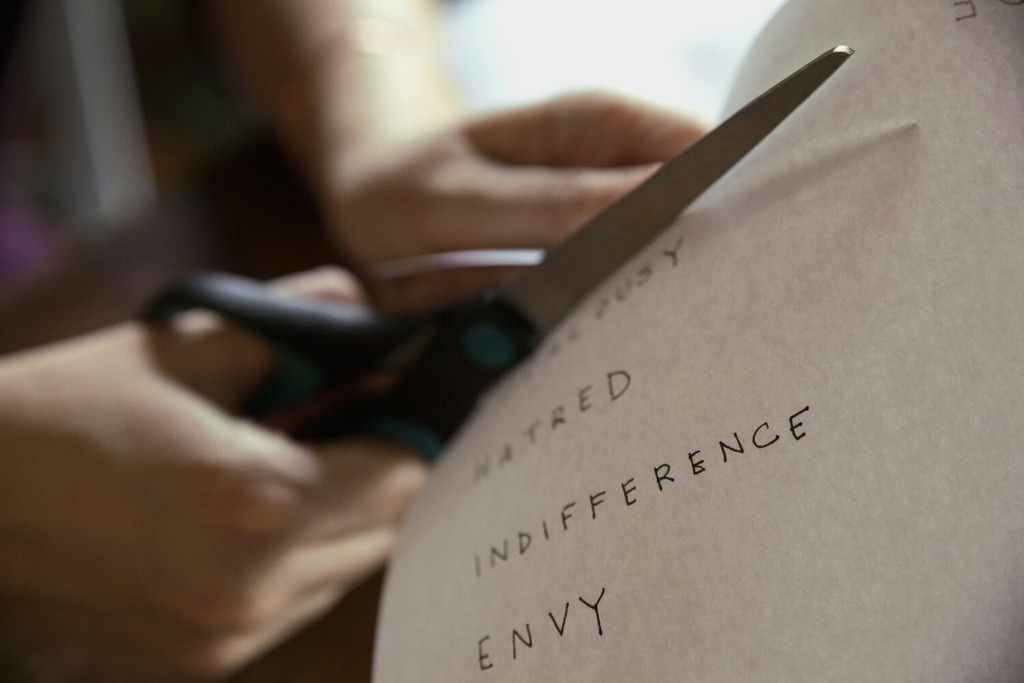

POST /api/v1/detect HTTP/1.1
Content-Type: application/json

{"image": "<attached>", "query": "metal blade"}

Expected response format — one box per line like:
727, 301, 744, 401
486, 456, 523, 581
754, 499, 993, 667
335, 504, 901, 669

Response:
501, 45, 854, 333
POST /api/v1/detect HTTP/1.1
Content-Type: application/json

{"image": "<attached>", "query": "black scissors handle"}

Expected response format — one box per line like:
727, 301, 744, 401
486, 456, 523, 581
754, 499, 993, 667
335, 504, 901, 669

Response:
142, 272, 538, 460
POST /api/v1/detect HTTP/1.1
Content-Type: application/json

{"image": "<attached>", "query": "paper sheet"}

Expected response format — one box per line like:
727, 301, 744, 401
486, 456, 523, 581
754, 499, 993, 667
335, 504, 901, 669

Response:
373, 1, 1024, 679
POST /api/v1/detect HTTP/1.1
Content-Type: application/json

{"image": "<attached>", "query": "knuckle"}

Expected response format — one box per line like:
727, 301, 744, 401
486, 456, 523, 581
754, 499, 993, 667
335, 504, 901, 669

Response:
388, 460, 430, 511
306, 264, 358, 290
542, 176, 614, 237
178, 588, 279, 635
273, 265, 363, 300
191, 472, 305, 541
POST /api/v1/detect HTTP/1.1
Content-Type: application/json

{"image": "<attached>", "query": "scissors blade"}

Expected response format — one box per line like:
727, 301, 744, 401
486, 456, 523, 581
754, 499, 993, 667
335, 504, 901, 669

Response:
500, 45, 854, 333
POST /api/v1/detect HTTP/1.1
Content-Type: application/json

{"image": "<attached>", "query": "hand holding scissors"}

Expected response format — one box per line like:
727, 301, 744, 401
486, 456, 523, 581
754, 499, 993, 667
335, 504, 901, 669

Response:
144, 47, 854, 460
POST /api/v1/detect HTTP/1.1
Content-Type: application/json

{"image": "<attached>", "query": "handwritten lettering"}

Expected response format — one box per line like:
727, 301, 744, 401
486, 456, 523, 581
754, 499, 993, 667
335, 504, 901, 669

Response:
688, 450, 706, 475
477, 586, 607, 671
513, 231, 685, 387
484, 228, 691, 485
472, 404, 812, 578
621, 478, 637, 505
474, 370, 634, 484
954, 0, 977, 19
953, 0, 1023, 21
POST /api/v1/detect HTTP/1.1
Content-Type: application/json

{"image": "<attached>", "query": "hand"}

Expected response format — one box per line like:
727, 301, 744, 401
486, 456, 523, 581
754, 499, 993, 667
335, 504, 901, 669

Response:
0, 268, 427, 680
209, 2, 703, 309
327, 92, 705, 309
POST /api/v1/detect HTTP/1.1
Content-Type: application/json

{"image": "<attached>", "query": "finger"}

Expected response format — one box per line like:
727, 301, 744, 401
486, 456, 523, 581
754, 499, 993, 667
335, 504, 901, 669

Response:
301, 439, 427, 540
401, 161, 656, 256
151, 320, 276, 409
141, 528, 393, 648
145, 581, 350, 678
249, 526, 397, 606
466, 91, 706, 167
184, 581, 349, 677
135, 448, 421, 669
153, 266, 368, 410
470, 162, 659, 246
268, 265, 367, 305
358, 162, 658, 301
369, 264, 528, 311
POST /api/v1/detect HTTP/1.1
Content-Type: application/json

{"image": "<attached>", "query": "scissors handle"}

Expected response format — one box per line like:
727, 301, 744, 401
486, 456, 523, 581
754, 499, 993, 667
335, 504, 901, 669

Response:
143, 272, 431, 408
141, 272, 538, 460
348, 291, 537, 457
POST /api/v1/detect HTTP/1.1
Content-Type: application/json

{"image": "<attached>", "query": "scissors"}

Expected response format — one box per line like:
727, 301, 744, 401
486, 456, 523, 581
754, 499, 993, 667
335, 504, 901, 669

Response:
142, 46, 853, 461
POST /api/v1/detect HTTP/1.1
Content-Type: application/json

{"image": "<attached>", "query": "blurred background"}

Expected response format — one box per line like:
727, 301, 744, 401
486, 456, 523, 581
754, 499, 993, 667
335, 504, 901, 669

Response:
445, 0, 783, 118
0, 0, 783, 293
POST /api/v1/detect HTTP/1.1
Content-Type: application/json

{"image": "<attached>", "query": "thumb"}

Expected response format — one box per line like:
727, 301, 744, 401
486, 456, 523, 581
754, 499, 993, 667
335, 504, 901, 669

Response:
466, 91, 706, 168
153, 267, 369, 411
150, 316, 276, 411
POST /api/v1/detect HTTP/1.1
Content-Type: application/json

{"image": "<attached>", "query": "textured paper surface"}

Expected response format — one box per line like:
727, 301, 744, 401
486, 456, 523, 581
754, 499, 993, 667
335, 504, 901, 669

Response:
373, 1, 1024, 679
